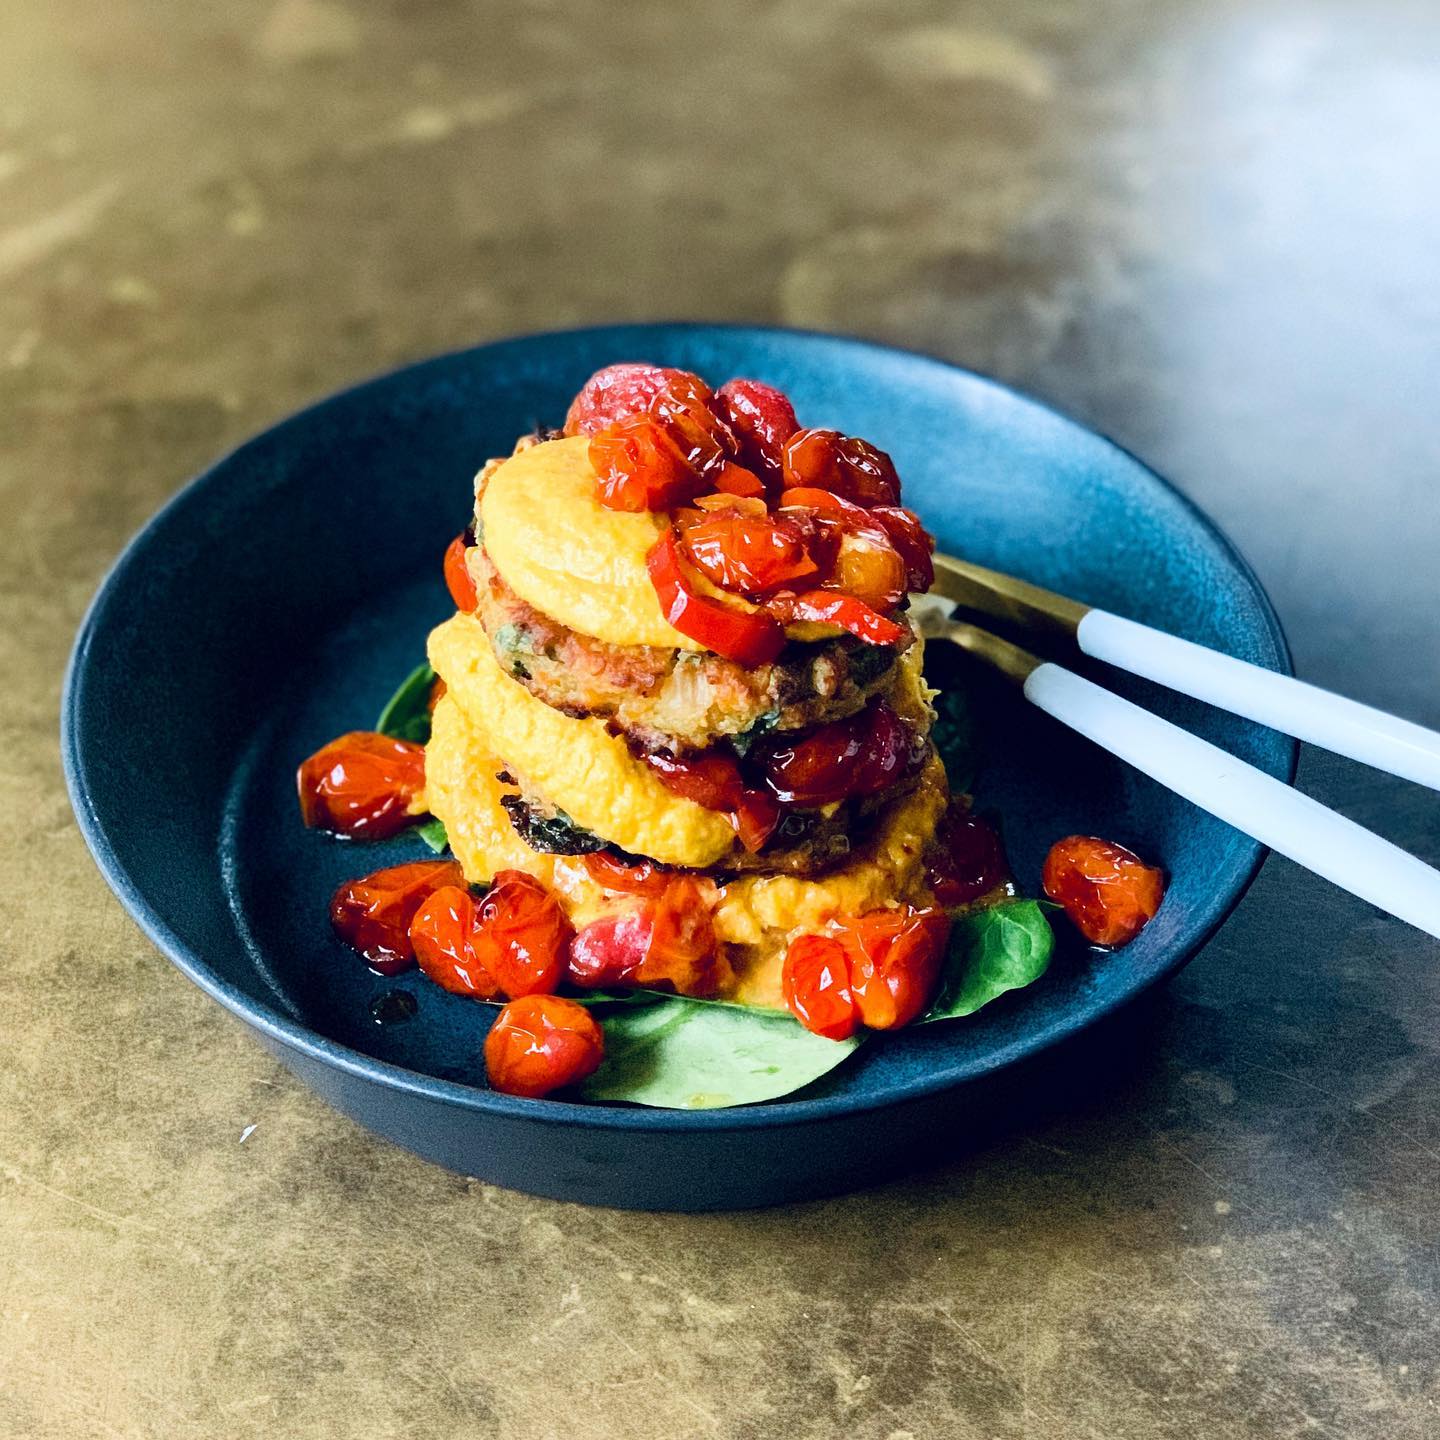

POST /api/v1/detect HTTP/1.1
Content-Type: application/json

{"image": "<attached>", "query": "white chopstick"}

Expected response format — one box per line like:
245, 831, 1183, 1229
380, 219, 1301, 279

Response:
931, 554, 1440, 792
1075, 611, 1440, 792
1025, 661, 1440, 940
918, 601, 1440, 941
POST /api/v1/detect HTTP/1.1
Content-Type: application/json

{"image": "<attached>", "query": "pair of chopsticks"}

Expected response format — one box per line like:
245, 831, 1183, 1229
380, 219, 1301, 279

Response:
918, 553, 1440, 940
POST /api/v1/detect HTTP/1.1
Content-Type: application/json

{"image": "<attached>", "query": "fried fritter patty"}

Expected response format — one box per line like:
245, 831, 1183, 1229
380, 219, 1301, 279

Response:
468, 542, 906, 753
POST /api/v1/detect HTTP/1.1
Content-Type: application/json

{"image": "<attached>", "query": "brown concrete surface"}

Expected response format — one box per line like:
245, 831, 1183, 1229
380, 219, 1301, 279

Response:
4, 1, 1440, 1435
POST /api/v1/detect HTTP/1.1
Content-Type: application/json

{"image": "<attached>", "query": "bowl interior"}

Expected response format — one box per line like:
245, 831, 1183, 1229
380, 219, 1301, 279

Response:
65, 325, 1293, 1119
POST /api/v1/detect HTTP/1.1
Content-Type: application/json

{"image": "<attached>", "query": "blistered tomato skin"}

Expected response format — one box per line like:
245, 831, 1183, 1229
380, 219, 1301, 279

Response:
776, 487, 935, 596
409, 886, 502, 999
568, 879, 722, 997
564, 364, 712, 437
715, 379, 800, 479
640, 749, 780, 854
776, 486, 871, 521
590, 415, 702, 512
640, 747, 746, 810
472, 870, 572, 998
1042, 835, 1166, 947
410, 874, 571, 999
329, 859, 465, 974
484, 995, 605, 1099
782, 934, 859, 1040
845, 907, 949, 1029
781, 429, 901, 507
637, 876, 722, 995
728, 787, 781, 853
760, 699, 917, 807
568, 910, 650, 988
443, 534, 478, 612
783, 906, 948, 1038
579, 364, 735, 512
927, 808, 1010, 907
581, 852, 671, 897
651, 388, 733, 479
297, 731, 426, 840
710, 462, 768, 499
678, 510, 819, 596
870, 507, 936, 593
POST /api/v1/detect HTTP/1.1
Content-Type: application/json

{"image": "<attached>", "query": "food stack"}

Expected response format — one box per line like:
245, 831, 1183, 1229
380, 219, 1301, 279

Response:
421, 364, 987, 1025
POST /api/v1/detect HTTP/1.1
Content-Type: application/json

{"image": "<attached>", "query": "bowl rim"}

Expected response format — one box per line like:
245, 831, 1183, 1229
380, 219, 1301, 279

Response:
62, 321, 1297, 1134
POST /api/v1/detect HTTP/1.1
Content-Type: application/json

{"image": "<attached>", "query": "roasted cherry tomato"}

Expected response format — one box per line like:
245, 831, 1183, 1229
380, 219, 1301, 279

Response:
637, 876, 722, 995
729, 787, 781, 853
767, 589, 908, 647
484, 995, 605, 1099
826, 529, 907, 611
782, 933, 859, 1040
782, 906, 948, 1038
1042, 835, 1166, 947
409, 885, 501, 998
760, 699, 918, 807
567, 909, 650, 988
410, 872, 570, 999
650, 386, 732, 478
927, 807, 1010, 907
564, 363, 711, 437
473, 870, 573, 998
641, 747, 747, 811
580, 364, 734, 511
568, 878, 722, 997
590, 414, 703, 512
641, 748, 781, 854
870, 506, 935, 593
297, 731, 426, 840
714, 378, 799, 478
844, 907, 949, 1030
443, 533, 478, 612
581, 852, 671, 897
781, 428, 901, 507
678, 509, 819, 597
777, 488, 921, 603
647, 528, 785, 665
329, 858, 465, 974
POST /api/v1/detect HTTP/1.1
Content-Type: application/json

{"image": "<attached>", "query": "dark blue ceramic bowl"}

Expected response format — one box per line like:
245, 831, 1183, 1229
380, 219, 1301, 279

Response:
63, 325, 1293, 1209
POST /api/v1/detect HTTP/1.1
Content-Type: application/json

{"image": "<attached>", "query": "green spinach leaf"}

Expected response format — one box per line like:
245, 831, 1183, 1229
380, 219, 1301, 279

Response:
582, 998, 861, 1109
922, 900, 1054, 1022
499, 797, 608, 855
730, 707, 782, 758
574, 986, 759, 1015
375, 662, 449, 846
376, 662, 437, 745
566, 989, 669, 1008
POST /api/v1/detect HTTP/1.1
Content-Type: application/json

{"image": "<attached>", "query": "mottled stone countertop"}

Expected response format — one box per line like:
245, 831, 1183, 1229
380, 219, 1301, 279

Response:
3, 1, 1438, 1436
